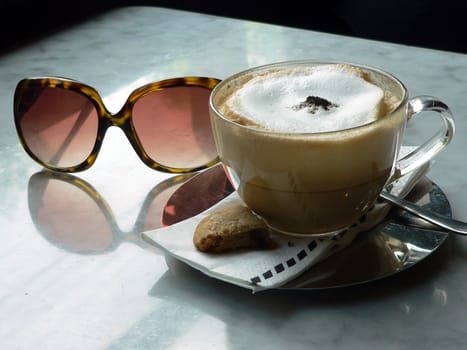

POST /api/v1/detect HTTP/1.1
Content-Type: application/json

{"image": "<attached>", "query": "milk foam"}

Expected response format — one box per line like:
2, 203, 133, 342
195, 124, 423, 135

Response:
224, 65, 385, 133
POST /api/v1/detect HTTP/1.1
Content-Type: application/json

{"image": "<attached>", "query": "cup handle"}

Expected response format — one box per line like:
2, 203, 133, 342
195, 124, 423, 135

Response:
396, 95, 455, 177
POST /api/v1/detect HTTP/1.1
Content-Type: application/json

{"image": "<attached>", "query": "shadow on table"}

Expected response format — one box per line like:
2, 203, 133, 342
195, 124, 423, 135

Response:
143, 238, 457, 347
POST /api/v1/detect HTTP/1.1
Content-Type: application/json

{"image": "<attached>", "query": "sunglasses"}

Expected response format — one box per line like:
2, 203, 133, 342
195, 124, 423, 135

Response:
14, 76, 221, 173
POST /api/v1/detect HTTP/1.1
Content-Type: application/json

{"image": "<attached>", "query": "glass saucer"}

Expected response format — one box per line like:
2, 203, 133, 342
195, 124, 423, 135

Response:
162, 164, 451, 290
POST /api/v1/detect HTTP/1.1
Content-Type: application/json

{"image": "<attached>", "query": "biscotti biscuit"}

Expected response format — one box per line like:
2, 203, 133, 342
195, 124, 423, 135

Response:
193, 204, 276, 253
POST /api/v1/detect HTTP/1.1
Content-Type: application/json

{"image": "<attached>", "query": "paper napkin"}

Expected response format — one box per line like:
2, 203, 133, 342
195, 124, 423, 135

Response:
143, 147, 430, 292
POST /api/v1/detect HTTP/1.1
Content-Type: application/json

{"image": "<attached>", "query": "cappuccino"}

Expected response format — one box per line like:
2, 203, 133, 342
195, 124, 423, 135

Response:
209, 60, 453, 236
218, 64, 395, 133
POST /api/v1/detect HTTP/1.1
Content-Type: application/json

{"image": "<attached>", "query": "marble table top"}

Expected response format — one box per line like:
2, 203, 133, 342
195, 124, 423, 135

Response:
1, 6, 467, 349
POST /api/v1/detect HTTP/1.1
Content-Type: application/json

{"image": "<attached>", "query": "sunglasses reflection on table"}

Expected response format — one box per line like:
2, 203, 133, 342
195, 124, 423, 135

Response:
27, 171, 195, 254
27, 164, 234, 255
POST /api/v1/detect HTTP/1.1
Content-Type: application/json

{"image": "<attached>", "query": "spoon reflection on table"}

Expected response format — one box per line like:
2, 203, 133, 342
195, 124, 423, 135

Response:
380, 191, 467, 235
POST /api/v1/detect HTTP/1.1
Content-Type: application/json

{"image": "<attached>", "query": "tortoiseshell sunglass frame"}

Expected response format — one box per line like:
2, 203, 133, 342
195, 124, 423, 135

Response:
14, 76, 221, 173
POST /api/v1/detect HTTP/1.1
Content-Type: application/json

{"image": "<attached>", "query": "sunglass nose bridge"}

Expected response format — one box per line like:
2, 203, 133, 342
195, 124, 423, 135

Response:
105, 108, 132, 128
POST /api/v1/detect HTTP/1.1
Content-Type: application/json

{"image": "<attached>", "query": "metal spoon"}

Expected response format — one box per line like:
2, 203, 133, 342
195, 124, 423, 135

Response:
380, 191, 467, 235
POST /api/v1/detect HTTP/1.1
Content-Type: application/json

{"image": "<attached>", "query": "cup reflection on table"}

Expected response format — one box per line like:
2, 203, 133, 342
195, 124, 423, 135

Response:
27, 171, 195, 254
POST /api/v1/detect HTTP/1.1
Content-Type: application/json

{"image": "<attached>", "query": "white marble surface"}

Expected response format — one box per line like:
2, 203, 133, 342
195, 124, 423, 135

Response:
1, 6, 467, 349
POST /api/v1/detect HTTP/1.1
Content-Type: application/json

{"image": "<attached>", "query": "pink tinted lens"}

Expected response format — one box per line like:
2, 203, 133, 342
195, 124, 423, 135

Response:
18, 86, 98, 168
132, 86, 217, 169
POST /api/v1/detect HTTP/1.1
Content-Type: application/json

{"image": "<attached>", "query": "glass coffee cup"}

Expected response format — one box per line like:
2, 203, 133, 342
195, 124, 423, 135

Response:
209, 60, 455, 237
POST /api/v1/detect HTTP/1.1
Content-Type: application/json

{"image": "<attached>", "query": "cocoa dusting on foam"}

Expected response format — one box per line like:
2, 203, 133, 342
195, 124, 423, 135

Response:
291, 95, 338, 114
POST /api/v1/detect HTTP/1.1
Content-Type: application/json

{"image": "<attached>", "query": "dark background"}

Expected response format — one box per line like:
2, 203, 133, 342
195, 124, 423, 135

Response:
1, 0, 466, 54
